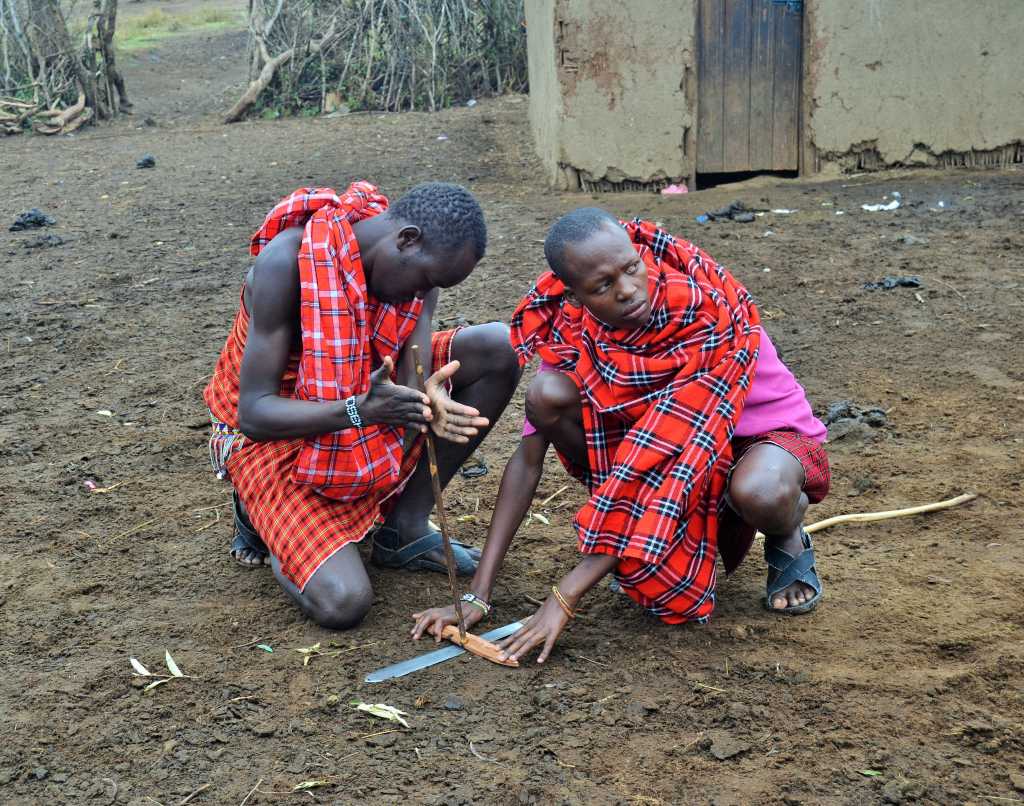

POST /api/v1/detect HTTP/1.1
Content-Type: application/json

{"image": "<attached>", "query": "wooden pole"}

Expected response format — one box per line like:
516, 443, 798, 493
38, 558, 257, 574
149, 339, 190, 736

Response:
410, 345, 466, 641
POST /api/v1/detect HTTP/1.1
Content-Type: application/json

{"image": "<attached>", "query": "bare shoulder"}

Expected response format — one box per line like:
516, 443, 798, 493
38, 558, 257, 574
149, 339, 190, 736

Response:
245, 227, 304, 313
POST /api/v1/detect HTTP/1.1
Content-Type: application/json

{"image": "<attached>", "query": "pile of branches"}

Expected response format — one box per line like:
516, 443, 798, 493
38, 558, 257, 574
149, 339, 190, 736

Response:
1, 0, 129, 135
226, 0, 526, 123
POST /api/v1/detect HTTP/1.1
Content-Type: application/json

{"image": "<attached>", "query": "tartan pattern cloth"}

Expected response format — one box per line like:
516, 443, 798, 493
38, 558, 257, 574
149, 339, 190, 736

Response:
207, 313, 458, 590
616, 429, 831, 624
510, 219, 761, 623
249, 183, 424, 501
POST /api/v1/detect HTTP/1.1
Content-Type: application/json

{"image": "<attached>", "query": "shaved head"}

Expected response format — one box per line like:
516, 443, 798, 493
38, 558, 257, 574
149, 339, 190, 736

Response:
544, 207, 623, 280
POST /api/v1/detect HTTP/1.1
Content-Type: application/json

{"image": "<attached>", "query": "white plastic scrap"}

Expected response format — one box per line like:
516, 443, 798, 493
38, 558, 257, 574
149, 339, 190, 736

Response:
862, 191, 901, 212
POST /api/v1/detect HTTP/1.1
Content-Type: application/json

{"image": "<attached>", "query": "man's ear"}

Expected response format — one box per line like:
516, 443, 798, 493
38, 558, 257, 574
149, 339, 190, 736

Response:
396, 224, 422, 251
563, 286, 581, 307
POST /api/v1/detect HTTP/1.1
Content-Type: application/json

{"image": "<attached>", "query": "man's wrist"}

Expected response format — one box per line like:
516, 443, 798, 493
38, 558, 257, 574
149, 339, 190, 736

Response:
339, 395, 365, 429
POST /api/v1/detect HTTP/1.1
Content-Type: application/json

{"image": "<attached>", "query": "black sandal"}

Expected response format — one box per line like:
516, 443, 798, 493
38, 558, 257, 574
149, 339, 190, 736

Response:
229, 492, 270, 568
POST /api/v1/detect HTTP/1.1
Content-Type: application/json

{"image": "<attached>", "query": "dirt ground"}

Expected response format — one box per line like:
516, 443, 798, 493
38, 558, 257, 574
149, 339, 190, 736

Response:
1, 4, 1023, 805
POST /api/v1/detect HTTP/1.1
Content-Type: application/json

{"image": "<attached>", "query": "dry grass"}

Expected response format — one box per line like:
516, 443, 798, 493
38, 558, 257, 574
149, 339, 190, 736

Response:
116, 6, 242, 51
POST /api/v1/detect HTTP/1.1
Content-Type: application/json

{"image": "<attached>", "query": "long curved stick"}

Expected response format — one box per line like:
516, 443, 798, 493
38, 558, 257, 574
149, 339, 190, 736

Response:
755, 492, 978, 540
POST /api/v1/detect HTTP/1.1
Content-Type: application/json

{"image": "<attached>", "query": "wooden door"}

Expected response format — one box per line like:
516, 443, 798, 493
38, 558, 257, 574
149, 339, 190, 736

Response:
697, 0, 803, 174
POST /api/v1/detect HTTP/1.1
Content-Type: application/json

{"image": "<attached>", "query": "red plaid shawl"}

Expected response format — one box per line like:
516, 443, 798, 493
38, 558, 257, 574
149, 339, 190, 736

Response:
250, 183, 423, 501
510, 219, 761, 567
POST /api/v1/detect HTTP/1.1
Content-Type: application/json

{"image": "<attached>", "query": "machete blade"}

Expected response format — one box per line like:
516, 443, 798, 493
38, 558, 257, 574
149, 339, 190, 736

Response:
364, 620, 525, 683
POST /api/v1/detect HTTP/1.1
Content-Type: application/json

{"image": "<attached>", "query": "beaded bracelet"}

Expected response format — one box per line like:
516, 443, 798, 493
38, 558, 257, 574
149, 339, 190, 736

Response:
460, 592, 491, 617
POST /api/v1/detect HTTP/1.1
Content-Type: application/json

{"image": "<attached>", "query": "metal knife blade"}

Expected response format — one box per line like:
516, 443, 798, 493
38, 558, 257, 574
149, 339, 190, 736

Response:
364, 620, 525, 683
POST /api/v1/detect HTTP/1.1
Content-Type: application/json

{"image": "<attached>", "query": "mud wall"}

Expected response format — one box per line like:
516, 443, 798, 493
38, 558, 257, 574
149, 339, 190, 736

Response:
524, 0, 696, 190
525, 0, 1023, 188
808, 0, 1024, 171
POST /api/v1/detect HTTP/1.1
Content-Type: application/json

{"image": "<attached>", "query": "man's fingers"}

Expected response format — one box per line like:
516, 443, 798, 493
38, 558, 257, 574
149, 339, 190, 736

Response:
426, 360, 460, 387
439, 411, 488, 428
537, 634, 558, 664
371, 356, 395, 384
443, 421, 481, 436
391, 385, 430, 406
441, 400, 483, 419
501, 629, 542, 661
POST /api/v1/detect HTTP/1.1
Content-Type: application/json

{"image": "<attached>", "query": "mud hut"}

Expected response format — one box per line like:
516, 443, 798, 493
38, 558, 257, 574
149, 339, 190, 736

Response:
525, 0, 1024, 190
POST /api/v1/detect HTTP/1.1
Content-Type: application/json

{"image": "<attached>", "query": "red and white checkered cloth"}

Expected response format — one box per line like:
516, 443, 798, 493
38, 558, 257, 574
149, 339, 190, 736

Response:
510, 218, 761, 622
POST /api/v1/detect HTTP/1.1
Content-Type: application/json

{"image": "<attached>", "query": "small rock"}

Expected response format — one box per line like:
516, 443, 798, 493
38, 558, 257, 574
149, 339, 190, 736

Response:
895, 234, 928, 245
33, 767, 49, 780
1009, 771, 1024, 792
366, 732, 397, 748
162, 739, 178, 753
443, 695, 465, 711
10, 208, 56, 231
205, 749, 225, 762
251, 723, 276, 737
136, 155, 156, 169
707, 730, 750, 760
964, 718, 994, 735
732, 624, 748, 640
52, 773, 68, 784
23, 234, 64, 249
881, 780, 905, 804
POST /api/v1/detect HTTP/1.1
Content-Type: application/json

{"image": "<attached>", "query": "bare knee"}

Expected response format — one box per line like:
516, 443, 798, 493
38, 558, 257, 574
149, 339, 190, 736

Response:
477, 322, 518, 373
455, 322, 520, 386
524, 371, 579, 432
729, 468, 802, 531
307, 578, 373, 630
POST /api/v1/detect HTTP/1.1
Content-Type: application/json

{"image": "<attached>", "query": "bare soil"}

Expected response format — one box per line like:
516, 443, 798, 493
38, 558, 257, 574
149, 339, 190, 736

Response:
1, 4, 1022, 804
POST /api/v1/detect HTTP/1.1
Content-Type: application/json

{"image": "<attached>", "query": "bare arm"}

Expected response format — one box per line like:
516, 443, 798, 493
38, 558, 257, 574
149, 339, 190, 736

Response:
411, 433, 548, 640
396, 288, 438, 391
236, 229, 432, 442
495, 551, 618, 664
469, 434, 548, 602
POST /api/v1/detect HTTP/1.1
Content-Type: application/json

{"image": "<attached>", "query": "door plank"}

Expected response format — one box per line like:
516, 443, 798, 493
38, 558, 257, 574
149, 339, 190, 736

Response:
771, 2, 801, 169
749, 1, 776, 170
697, 0, 726, 173
722, 0, 753, 172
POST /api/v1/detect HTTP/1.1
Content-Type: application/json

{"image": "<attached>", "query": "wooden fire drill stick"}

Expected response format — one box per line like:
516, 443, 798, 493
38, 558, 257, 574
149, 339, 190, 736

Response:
410, 345, 467, 642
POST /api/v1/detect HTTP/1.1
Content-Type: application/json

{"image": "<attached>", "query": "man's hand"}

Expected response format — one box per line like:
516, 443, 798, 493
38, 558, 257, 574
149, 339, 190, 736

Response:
356, 356, 433, 431
424, 360, 489, 443
410, 602, 486, 642
495, 594, 570, 664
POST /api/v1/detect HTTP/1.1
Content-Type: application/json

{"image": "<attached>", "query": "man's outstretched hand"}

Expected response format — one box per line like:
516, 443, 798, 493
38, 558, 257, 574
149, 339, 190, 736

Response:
424, 360, 489, 443
495, 595, 570, 665
410, 602, 486, 642
356, 356, 432, 432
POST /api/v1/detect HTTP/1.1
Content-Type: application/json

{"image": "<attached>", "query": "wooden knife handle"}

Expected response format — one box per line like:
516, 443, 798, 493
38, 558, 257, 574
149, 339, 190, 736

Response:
441, 625, 519, 668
